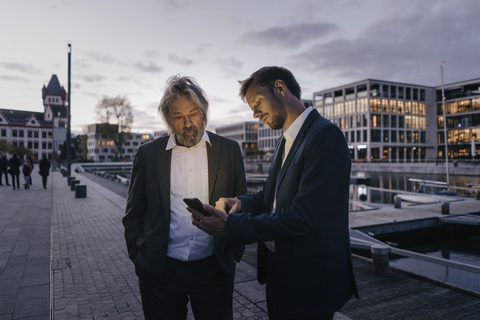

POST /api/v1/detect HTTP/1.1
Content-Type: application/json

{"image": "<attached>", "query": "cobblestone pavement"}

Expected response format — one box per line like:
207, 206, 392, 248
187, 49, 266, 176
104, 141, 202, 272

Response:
1, 169, 348, 319
0, 170, 51, 319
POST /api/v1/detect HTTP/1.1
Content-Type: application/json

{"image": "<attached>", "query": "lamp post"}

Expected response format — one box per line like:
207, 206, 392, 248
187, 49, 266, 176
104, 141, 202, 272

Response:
67, 44, 72, 176
440, 64, 449, 191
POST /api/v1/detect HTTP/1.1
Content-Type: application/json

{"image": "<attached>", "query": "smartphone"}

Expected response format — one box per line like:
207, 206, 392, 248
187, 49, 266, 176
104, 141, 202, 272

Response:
183, 198, 212, 216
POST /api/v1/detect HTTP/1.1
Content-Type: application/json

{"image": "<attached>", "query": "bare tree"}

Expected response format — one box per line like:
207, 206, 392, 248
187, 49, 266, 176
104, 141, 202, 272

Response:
95, 96, 134, 159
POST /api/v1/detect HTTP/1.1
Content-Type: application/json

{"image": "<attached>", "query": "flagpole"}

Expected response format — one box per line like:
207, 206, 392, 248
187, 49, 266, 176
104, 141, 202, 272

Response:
441, 64, 449, 191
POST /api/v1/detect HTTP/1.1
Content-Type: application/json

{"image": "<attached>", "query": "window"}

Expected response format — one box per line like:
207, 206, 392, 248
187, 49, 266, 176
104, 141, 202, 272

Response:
42, 142, 46, 149
399, 131, 405, 143
345, 131, 349, 142
406, 88, 411, 100
133, 142, 138, 146
34, 141, 38, 149
399, 116, 405, 128
382, 99, 389, 112
382, 85, 389, 97
356, 130, 361, 142
383, 130, 389, 142
19, 130, 25, 137
350, 131, 355, 143
371, 129, 381, 142
12, 130, 17, 137
363, 115, 367, 127
48, 142, 52, 149
19, 141, 24, 147
420, 89, 426, 101
28, 130, 33, 138
42, 132, 47, 138
371, 148, 380, 160
1, 129, 5, 137
413, 88, 418, 100
405, 101, 412, 114
437, 117, 444, 129
391, 86, 397, 98
406, 131, 412, 143
107, 140, 114, 146
127, 148, 134, 153
390, 100, 397, 113
421, 131, 427, 143
371, 114, 381, 127
391, 131, 397, 142
28, 141, 33, 149
34, 131, 39, 138
398, 87, 404, 99
383, 115, 389, 128
103, 148, 108, 153
391, 115, 397, 128
370, 99, 381, 112
363, 130, 367, 142
419, 103, 426, 116
413, 131, 419, 143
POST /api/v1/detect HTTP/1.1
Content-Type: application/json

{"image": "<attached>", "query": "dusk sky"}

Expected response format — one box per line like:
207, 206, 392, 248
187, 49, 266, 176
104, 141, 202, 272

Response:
1, 0, 479, 135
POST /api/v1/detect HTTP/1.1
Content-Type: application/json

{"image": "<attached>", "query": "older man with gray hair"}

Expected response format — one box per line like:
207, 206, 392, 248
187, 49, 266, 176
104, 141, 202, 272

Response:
123, 75, 246, 320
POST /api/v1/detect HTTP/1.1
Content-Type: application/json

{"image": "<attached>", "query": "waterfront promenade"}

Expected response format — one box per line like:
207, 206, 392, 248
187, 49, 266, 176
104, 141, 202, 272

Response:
1, 169, 479, 319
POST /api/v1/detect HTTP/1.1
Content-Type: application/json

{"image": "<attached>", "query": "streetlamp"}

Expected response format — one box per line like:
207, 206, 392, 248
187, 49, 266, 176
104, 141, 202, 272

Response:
67, 44, 72, 176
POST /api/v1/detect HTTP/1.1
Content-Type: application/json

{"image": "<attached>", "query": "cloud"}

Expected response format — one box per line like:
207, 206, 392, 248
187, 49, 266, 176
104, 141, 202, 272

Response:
168, 53, 194, 66
0, 75, 29, 82
77, 74, 107, 83
84, 51, 118, 64
145, 50, 160, 59
213, 57, 243, 76
195, 43, 212, 55
239, 22, 339, 48
133, 61, 164, 74
0, 62, 42, 75
289, 0, 480, 86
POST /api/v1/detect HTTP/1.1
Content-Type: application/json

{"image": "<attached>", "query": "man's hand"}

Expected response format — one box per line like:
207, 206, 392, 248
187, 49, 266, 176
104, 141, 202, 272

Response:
189, 204, 228, 236
215, 197, 242, 214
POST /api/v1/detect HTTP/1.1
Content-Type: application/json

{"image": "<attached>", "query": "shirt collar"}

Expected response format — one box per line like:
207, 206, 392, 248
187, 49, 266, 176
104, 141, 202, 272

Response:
166, 130, 211, 150
283, 106, 313, 142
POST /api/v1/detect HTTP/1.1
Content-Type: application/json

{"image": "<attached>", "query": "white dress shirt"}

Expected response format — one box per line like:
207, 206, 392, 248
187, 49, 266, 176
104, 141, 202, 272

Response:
166, 131, 215, 261
266, 106, 314, 253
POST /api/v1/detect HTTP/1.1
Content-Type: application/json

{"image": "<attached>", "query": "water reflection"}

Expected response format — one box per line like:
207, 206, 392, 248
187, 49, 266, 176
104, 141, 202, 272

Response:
351, 172, 480, 204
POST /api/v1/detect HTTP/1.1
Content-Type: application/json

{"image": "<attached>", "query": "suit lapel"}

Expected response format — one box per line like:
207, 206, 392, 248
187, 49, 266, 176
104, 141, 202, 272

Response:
206, 132, 220, 205
264, 136, 285, 210
276, 110, 319, 189
156, 137, 172, 223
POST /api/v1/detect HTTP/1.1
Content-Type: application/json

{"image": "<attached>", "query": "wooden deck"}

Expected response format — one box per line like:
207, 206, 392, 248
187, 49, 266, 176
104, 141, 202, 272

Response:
340, 257, 480, 319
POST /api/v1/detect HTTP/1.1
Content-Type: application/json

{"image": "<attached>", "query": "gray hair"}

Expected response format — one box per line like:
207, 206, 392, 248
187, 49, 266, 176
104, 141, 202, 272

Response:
158, 75, 209, 132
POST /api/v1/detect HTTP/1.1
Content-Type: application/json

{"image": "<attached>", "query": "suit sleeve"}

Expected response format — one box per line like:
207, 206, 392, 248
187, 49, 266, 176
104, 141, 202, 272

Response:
226, 124, 351, 244
230, 142, 248, 262
122, 147, 148, 263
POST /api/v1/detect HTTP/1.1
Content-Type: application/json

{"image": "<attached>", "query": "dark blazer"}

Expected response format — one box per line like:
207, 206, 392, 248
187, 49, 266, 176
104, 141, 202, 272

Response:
123, 131, 247, 283
227, 109, 358, 318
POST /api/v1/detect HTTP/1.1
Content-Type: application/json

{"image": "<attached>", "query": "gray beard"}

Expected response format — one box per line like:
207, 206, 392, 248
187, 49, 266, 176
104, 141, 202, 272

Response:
175, 123, 206, 147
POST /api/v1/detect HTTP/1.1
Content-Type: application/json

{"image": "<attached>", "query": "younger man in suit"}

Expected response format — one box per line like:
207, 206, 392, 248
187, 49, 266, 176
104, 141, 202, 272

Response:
191, 67, 358, 320
123, 75, 246, 320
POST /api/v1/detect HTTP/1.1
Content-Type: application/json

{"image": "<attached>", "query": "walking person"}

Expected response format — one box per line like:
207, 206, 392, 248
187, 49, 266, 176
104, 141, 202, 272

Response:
8, 153, 21, 190
22, 159, 33, 189
39, 155, 51, 189
0, 153, 10, 186
26, 154, 34, 185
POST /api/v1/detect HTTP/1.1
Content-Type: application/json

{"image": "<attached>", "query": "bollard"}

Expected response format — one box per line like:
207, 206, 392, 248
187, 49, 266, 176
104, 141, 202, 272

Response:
70, 180, 80, 191
371, 245, 390, 275
441, 202, 450, 215
75, 184, 87, 198
67, 177, 75, 186
394, 196, 401, 209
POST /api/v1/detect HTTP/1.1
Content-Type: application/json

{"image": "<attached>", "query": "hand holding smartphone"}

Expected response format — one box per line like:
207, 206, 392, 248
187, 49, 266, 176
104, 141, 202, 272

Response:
183, 198, 212, 217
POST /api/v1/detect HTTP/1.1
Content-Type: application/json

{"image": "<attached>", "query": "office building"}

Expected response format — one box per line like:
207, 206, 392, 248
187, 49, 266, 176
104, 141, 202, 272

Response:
215, 121, 258, 156
86, 123, 151, 162
313, 80, 434, 162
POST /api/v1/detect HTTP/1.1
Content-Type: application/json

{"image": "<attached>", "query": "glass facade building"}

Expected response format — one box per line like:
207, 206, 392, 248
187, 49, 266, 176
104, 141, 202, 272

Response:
313, 80, 434, 162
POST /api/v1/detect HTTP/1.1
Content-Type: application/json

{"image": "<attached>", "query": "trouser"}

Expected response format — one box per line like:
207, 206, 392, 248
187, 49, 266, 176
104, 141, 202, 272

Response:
11, 174, 19, 189
139, 255, 234, 320
24, 176, 31, 187
265, 252, 334, 320
42, 175, 48, 188
0, 170, 8, 185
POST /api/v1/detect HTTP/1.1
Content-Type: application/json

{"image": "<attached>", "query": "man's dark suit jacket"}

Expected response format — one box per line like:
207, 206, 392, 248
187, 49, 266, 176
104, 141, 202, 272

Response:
226, 109, 358, 318
123, 131, 247, 283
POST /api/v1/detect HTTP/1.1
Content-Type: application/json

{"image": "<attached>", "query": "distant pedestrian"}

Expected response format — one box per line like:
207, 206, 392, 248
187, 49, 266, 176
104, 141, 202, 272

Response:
22, 160, 33, 189
8, 153, 21, 190
0, 153, 9, 186
39, 155, 51, 189
26, 155, 34, 185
